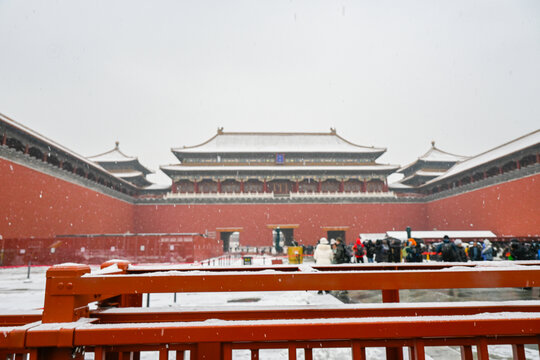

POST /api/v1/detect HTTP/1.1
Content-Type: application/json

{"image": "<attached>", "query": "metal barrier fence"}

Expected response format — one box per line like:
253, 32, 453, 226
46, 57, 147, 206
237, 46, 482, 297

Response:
1, 261, 540, 359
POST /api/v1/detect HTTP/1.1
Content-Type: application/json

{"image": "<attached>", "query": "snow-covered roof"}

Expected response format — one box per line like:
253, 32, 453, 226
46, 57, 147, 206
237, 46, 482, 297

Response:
172, 129, 386, 154
114, 170, 144, 178
161, 164, 400, 173
88, 142, 152, 175
143, 183, 172, 190
0, 112, 137, 189
388, 182, 413, 189
399, 142, 469, 173
359, 233, 386, 240
426, 129, 540, 184
386, 230, 497, 240
88, 142, 137, 162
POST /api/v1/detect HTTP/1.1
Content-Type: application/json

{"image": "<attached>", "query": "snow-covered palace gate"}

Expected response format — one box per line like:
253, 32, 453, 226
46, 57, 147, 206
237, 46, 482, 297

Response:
1, 261, 540, 360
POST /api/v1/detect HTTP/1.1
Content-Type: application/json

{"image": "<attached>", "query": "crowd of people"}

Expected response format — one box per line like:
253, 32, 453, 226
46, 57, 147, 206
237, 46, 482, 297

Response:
313, 235, 540, 264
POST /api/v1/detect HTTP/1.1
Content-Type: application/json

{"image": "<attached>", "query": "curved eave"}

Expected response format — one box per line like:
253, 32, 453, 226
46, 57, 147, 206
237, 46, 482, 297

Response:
171, 131, 386, 157
97, 159, 153, 175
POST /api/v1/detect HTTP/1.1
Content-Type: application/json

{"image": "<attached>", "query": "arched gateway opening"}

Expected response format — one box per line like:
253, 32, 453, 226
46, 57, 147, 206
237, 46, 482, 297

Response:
216, 227, 243, 252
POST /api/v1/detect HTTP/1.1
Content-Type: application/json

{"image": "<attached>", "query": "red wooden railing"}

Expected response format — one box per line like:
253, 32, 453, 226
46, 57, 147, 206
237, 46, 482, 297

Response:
1, 260, 540, 360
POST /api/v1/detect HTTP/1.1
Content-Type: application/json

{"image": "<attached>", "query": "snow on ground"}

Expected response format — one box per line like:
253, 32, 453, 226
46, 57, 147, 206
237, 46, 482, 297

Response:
1, 257, 539, 359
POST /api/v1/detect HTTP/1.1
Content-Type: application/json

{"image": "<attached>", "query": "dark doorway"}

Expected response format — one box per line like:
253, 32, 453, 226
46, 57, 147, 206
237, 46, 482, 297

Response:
327, 230, 346, 244
273, 227, 296, 252
220, 232, 233, 252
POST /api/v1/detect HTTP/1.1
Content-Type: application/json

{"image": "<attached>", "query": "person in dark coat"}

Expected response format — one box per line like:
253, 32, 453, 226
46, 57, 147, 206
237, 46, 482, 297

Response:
510, 239, 528, 260
468, 241, 483, 261
375, 239, 390, 263
435, 235, 459, 262
454, 239, 468, 262
334, 237, 349, 264
364, 240, 376, 263
389, 239, 402, 263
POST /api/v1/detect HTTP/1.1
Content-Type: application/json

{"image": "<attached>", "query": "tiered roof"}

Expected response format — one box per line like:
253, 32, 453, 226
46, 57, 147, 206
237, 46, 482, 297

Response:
391, 142, 468, 189
172, 128, 386, 159
163, 129, 399, 178
424, 129, 540, 185
89, 142, 153, 187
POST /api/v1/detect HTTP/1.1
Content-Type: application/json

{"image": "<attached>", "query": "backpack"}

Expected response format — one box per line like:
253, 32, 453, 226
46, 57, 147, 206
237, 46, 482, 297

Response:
441, 243, 455, 262
345, 246, 353, 262
355, 245, 365, 257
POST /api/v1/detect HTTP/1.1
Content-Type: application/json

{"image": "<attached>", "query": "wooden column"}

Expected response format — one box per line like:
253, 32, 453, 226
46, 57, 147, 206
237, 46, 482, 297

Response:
194, 181, 199, 193
362, 179, 367, 193
1, 133, 6, 146
24, 144, 29, 154
295, 180, 299, 192
217, 180, 222, 193
516, 160, 521, 170
240, 180, 245, 193
340, 180, 344, 193
317, 180, 322, 192
263, 179, 267, 193
43, 153, 48, 162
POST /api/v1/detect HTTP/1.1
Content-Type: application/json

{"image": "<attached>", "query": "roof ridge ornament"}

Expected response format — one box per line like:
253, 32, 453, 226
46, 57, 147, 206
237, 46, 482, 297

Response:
330, 127, 336, 134
217, 127, 224, 134
431, 140, 435, 147
115, 141, 120, 149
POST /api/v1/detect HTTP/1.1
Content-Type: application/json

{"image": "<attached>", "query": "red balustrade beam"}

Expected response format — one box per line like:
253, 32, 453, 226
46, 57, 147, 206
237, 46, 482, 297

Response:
39, 316, 540, 346
91, 303, 540, 323
47, 268, 540, 296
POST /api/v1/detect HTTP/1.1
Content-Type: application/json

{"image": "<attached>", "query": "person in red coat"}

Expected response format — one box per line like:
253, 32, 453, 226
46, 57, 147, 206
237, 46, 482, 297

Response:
352, 235, 365, 263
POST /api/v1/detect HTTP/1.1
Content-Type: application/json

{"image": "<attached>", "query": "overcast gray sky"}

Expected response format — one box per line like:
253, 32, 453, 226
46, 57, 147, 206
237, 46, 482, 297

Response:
1, 0, 539, 184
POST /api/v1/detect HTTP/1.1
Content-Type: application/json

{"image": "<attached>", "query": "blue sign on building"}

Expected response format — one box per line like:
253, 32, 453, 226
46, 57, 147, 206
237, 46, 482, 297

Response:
276, 153, 285, 164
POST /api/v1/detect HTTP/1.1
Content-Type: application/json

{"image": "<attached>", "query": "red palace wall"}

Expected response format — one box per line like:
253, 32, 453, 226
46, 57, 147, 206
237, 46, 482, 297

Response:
426, 174, 540, 237
133, 202, 428, 246
2, 156, 538, 249
0, 157, 134, 238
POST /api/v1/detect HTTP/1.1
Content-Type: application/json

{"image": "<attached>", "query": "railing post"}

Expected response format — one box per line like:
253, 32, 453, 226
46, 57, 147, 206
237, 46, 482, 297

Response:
351, 341, 366, 360
408, 339, 425, 360
304, 347, 313, 360
288, 344, 296, 360
250, 349, 259, 359
42, 263, 91, 323
460, 345, 473, 360
476, 337, 489, 360
222, 343, 232, 360
382, 289, 402, 360
512, 344, 526, 360
40, 264, 91, 359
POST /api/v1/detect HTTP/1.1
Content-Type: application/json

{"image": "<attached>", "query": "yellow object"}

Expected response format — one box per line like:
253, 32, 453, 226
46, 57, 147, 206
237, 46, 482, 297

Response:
288, 246, 303, 264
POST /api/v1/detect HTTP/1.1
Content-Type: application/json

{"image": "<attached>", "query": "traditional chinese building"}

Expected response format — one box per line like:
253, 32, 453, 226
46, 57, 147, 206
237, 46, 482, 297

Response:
1, 111, 538, 256
390, 142, 469, 194
162, 128, 399, 196
88, 142, 153, 188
